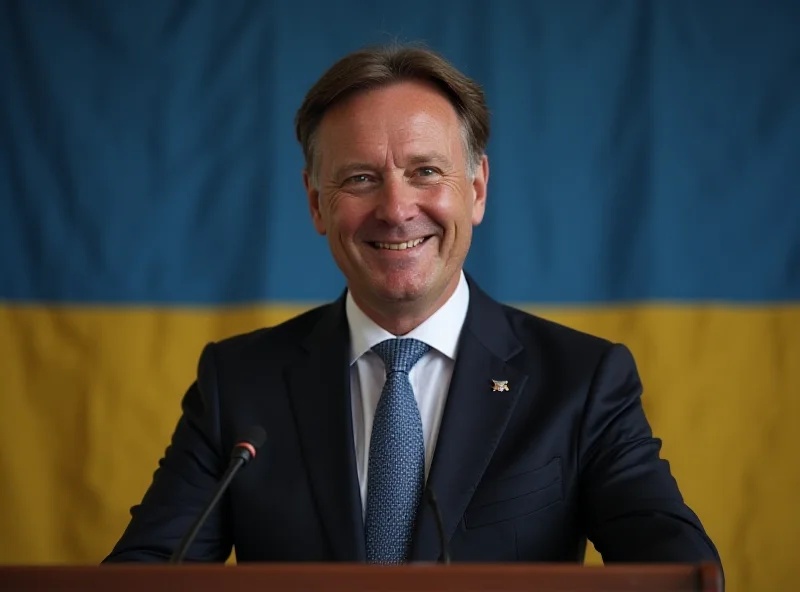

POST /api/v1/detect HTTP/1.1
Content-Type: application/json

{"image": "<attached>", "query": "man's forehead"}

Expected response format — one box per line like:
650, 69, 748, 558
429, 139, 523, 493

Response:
321, 104, 460, 163
322, 135, 459, 171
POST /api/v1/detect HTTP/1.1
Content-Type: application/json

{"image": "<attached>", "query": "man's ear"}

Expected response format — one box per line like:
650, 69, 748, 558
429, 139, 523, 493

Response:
303, 169, 326, 235
471, 155, 489, 225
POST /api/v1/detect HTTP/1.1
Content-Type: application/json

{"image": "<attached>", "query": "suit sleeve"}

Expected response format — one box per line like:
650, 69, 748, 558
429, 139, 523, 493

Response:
578, 343, 723, 570
103, 343, 232, 563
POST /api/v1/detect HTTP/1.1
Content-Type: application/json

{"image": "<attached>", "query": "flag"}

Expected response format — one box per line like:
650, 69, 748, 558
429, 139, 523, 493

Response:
1, 3, 798, 590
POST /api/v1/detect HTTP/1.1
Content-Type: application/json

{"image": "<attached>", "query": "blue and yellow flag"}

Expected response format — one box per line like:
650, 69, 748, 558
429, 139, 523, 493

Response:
1, 3, 798, 591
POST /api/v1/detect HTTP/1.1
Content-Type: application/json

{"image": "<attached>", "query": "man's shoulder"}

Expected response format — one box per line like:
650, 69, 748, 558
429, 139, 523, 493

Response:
209, 301, 337, 360
498, 302, 617, 367
467, 275, 611, 353
493, 301, 638, 392
502, 303, 610, 345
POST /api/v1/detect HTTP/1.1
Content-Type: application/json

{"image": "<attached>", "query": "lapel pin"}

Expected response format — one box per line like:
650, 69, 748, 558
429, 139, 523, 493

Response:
491, 379, 509, 392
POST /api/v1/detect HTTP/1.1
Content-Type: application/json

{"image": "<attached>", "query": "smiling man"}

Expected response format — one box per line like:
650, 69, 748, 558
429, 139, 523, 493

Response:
105, 44, 722, 570
303, 77, 487, 336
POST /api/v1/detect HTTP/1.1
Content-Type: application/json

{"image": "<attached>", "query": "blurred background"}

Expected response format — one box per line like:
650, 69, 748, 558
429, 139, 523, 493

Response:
1, 1, 798, 591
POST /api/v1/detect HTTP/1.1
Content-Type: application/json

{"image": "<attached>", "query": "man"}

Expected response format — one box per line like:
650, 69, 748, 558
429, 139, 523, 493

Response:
105, 44, 721, 567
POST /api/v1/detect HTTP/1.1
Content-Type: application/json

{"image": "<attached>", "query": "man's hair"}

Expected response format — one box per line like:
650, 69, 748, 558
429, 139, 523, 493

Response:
295, 43, 490, 188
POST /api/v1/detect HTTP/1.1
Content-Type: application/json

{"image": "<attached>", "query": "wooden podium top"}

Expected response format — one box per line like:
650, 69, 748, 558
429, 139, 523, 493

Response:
0, 562, 722, 592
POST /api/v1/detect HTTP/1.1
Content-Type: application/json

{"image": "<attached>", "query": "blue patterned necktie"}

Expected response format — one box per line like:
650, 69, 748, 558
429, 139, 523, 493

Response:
365, 337, 431, 564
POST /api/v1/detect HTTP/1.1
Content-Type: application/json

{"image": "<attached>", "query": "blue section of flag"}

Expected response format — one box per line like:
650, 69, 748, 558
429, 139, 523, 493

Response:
1, 1, 799, 305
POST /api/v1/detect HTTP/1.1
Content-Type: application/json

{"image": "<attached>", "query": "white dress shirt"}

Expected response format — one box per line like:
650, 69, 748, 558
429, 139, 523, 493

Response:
346, 271, 470, 518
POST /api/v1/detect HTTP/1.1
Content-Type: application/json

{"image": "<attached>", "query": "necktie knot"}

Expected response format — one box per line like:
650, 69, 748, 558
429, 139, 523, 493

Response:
371, 338, 431, 374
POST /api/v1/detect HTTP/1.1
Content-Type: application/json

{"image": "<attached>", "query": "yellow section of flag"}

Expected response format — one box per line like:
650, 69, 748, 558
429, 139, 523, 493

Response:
1, 303, 797, 592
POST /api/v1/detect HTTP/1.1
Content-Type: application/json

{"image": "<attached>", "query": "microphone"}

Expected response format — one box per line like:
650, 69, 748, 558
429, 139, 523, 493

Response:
169, 426, 267, 564
425, 488, 451, 564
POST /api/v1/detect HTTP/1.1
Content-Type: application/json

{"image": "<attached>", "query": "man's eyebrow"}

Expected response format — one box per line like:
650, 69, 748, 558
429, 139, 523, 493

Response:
331, 163, 376, 179
331, 152, 453, 179
405, 151, 452, 166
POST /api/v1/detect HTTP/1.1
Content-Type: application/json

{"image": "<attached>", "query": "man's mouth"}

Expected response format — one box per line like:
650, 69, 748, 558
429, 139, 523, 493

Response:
371, 237, 428, 251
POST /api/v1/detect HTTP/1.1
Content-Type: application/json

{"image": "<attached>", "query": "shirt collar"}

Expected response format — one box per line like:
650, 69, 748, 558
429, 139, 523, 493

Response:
346, 270, 470, 364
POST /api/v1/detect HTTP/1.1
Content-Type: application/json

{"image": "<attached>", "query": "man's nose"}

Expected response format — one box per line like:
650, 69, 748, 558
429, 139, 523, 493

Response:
374, 174, 419, 225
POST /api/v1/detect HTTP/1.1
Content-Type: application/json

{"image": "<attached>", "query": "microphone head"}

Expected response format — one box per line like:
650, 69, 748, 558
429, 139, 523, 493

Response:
241, 425, 267, 450
231, 426, 267, 463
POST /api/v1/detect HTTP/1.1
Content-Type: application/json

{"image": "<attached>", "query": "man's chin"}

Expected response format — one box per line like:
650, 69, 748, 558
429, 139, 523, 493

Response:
373, 284, 425, 304
361, 275, 430, 305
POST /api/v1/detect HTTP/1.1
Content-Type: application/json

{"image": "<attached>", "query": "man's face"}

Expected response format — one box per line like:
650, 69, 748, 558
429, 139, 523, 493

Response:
304, 80, 488, 326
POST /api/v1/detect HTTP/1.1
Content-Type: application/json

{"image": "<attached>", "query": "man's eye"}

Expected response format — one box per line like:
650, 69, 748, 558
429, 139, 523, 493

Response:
346, 174, 371, 184
418, 167, 437, 176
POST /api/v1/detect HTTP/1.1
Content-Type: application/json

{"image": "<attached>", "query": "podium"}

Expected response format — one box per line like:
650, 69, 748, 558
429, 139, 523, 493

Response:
0, 562, 722, 591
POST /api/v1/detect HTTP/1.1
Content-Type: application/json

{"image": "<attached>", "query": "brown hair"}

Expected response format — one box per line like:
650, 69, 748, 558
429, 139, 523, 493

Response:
295, 43, 490, 186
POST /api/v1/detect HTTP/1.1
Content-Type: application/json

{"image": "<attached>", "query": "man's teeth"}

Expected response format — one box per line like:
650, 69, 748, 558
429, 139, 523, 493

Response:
374, 237, 426, 250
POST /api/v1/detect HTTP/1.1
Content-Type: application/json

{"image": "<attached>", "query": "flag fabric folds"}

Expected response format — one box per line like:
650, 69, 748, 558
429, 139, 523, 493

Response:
1, 3, 798, 591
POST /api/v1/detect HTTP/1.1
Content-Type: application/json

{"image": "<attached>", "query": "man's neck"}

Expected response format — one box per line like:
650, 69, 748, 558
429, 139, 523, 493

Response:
350, 273, 463, 336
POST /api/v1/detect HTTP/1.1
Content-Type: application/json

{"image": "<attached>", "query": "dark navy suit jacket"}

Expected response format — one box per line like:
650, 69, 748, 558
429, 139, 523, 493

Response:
104, 276, 721, 567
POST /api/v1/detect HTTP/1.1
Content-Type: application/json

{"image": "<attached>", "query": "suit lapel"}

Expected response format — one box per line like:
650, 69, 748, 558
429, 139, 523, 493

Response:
285, 296, 366, 561
410, 279, 532, 562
